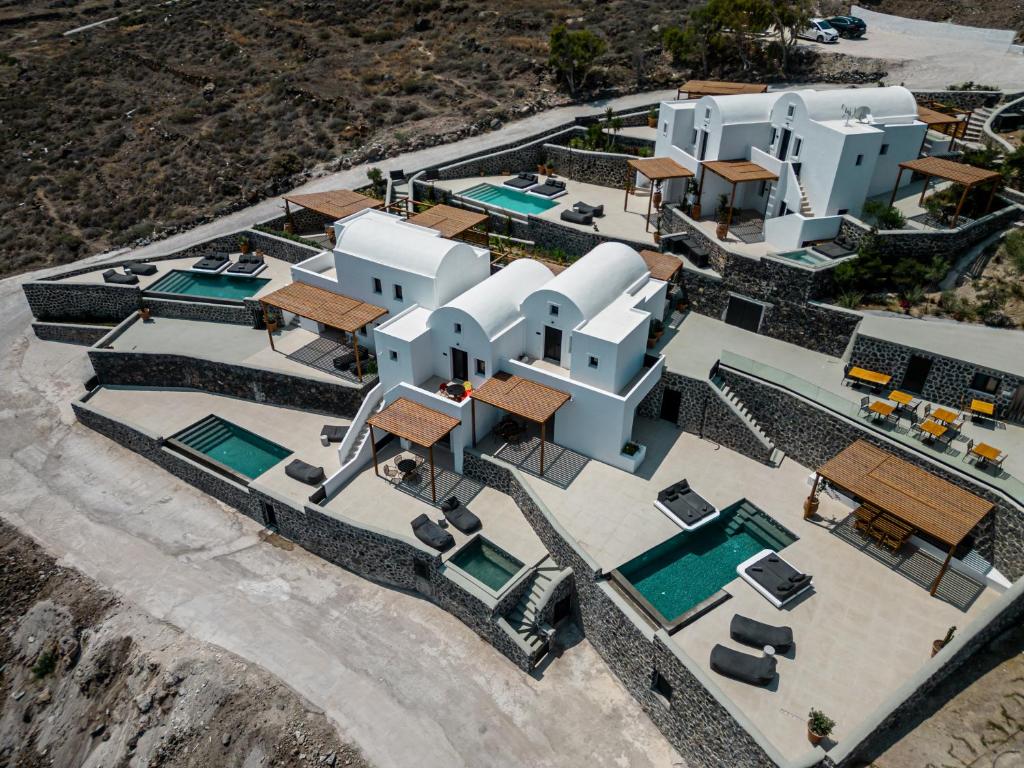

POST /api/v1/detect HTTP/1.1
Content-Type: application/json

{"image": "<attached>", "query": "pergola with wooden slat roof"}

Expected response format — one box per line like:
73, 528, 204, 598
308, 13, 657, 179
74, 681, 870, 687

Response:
809, 440, 993, 595
470, 372, 570, 476
676, 80, 767, 100
889, 156, 1001, 227
282, 189, 382, 225
258, 281, 387, 381
697, 159, 779, 232
624, 157, 695, 232
407, 203, 490, 245
916, 105, 969, 153
367, 397, 461, 503
640, 249, 683, 282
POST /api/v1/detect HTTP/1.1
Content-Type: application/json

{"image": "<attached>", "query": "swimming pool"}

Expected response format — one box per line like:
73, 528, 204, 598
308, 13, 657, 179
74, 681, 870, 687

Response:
459, 183, 558, 216
615, 501, 797, 627
171, 415, 292, 479
449, 536, 524, 592
148, 270, 270, 300
772, 249, 832, 267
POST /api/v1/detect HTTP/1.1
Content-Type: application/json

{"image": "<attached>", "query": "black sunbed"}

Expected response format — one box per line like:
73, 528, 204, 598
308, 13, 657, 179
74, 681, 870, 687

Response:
710, 644, 776, 686
504, 172, 538, 189
573, 202, 604, 217
192, 252, 230, 271
560, 209, 593, 225
531, 179, 566, 197
285, 459, 325, 485
440, 497, 481, 534
226, 253, 265, 275
320, 425, 348, 443
655, 479, 719, 530
811, 239, 855, 259
741, 552, 813, 608
411, 513, 455, 551
730, 614, 793, 653
103, 269, 139, 285
124, 261, 158, 276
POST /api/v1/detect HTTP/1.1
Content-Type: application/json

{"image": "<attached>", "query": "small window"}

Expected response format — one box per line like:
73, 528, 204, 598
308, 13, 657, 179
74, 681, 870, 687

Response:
549, 303, 559, 317
388, 350, 398, 361
413, 559, 429, 579
358, 325, 367, 337
372, 277, 382, 294
691, 129, 698, 145
475, 359, 486, 376
651, 670, 673, 706
758, 180, 767, 196
770, 127, 777, 146
792, 138, 802, 156
786, 104, 795, 118
588, 355, 599, 369
880, 143, 889, 155
662, 121, 668, 134
704, 107, 711, 120
970, 372, 1001, 395
837, 208, 849, 215
855, 154, 864, 166
454, 322, 462, 334
393, 284, 403, 301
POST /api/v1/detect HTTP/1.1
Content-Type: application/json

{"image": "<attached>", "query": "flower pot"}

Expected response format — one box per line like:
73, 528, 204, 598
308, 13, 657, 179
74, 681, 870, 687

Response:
648, 116, 657, 128
653, 191, 662, 210
691, 203, 701, 219
537, 164, 547, 174
653, 231, 661, 244
646, 337, 656, 349
803, 497, 819, 520
931, 639, 946, 657
283, 221, 294, 234
266, 320, 278, 333
326, 225, 336, 244
139, 307, 151, 321
240, 242, 251, 255
807, 725, 824, 747
716, 222, 729, 240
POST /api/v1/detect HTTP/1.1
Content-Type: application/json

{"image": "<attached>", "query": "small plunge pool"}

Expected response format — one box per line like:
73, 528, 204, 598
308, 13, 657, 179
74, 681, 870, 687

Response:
449, 536, 524, 592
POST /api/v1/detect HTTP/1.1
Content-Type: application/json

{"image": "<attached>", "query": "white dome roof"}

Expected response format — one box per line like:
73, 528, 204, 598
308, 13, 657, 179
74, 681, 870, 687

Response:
537, 242, 649, 320
704, 92, 783, 125
335, 211, 467, 277
794, 86, 918, 122
436, 259, 553, 339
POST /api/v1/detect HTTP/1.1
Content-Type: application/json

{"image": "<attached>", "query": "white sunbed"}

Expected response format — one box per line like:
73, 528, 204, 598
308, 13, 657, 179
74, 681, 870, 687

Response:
736, 549, 813, 609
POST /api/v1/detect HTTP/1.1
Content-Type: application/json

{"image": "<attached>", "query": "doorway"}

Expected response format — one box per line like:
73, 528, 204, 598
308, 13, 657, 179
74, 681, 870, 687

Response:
451, 347, 468, 381
260, 500, 278, 531
777, 128, 792, 160
660, 387, 682, 425
723, 296, 765, 333
900, 354, 933, 394
543, 326, 563, 364
698, 130, 708, 161
1007, 384, 1024, 423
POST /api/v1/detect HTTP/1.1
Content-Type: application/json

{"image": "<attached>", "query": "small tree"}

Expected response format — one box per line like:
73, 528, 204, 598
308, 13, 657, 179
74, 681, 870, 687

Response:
549, 25, 606, 97
766, 0, 812, 73
366, 167, 385, 197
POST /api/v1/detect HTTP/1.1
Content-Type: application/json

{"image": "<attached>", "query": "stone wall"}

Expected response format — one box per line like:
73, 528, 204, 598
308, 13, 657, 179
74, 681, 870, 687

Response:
543, 144, 633, 189
144, 297, 255, 326
260, 207, 335, 237
32, 322, 113, 346
23, 281, 141, 323
911, 90, 1002, 110
525, 215, 652, 258
88, 350, 372, 418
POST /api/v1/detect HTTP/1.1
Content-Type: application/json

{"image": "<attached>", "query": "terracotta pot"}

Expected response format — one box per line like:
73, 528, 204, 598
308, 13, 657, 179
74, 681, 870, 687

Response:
803, 497, 819, 520
648, 116, 657, 128
139, 307, 151, 321
537, 164, 547, 174
691, 203, 701, 219
266, 320, 278, 333
653, 191, 662, 209
716, 222, 729, 240
326, 225, 336, 244
283, 221, 294, 234
240, 242, 251, 254
653, 231, 661, 244
807, 725, 824, 746
931, 639, 945, 657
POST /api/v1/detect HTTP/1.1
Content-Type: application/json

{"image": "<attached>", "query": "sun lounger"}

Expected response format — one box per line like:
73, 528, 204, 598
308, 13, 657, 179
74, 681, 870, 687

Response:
737, 550, 813, 609
811, 238, 856, 259
284, 459, 325, 485
440, 497, 481, 533
226, 253, 266, 275
124, 261, 158, 276
192, 253, 230, 273
654, 479, 719, 531
710, 644, 777, 686
411, 513, 455, 551
729, 614, 793, 653
530, 179, 567, 198
560, 209, 593, 225
102, 269, 139, 285
504, 172, 538, 190
320, 425, 348, 443
573, 202, 604, 217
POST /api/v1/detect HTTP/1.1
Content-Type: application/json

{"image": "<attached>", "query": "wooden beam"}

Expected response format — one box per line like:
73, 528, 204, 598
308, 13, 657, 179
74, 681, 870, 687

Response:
354, 334, 363, 382
696, 166, 706, 209
984, 179, 999, 214
930, 543, 956, 596
725, 182, 738, 232
952, 183, 970, 227
429, 444, 436, 503
624, 167, 632, 211
645, 178, 653, 232
369, 425, 378, 477
807, 473, 821, 503
260, 301, 276, 352
540, 420, 546, 477
888, 167, 904, 207
471, 397, 477, 447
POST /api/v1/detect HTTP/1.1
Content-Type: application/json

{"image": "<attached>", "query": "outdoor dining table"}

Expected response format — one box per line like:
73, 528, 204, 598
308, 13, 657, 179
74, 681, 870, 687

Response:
447, 383, 466, 399
888, 390, 916, 407
931, 407, 960, 424
847, 367, 892, 387
969, 399, 995, 418
970, 442, 1005, 465
919, 419, 948, 441
396, 457, 419, 476
868, 401, 896, 420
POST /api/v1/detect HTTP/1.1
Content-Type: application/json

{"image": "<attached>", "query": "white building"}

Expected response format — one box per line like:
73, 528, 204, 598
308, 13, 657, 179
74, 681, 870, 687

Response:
653, 86, 929, 249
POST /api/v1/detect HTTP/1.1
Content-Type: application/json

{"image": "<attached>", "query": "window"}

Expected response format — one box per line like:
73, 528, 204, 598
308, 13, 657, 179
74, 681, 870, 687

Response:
970, 372, 1001, 395
786, 104, 795, 118
792, 138, 802, 156
691, 129, 698, 146
475, 359, 486, 376
880, 143, 889, 155
704, 107, 711, 120
651, 670, 673, 706
770, 127, 777, 146
393, 284, 403, 301
388, 350, 398, 361
855, 154, 864, 166
372, 277, 382, 294
837, 208, 849, 215
549, 303, 559, 317
662, 121, 668, 134
588, 355, 599, 369
758, 180, 767, 196
358, 325, 367, 337
454, 322, 462, 334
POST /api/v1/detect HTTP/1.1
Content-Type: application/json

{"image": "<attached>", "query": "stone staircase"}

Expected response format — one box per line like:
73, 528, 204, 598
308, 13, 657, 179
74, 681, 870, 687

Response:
797, 180, 814, 217
963, 106, 993, 145
502, 558, 563, 664
712, 380, 785, 467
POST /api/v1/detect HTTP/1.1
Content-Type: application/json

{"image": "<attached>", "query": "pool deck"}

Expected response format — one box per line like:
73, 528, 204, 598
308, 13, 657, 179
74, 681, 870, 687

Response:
517, 415, 998, 761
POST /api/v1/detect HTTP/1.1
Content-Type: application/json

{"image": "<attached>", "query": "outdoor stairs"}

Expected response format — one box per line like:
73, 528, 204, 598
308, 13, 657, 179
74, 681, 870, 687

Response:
963, 106, 993, 145
712, 378, 785, 467
503, 558, 563, 665
723, 504, 792, 550
179, 416, 231, 453
343, 399, 384, 465
797, 181, 814, 217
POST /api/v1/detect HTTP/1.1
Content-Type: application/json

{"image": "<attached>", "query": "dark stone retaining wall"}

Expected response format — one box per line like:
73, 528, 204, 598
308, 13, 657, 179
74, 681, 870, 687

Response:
144, 297, 255, 325
524, 215, 653, 258
912, 90, 1002, 110
87, 350, 372, 418
260, 207, 335, 236
849, 334, 1024, 420
543, 144, 632, 189
32, 322, 112, 346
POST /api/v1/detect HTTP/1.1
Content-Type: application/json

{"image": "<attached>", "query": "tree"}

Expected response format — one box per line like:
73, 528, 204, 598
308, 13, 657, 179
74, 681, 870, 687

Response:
662, 3, 726, 76
765, 0, 811, 73
549, 25, 606, 96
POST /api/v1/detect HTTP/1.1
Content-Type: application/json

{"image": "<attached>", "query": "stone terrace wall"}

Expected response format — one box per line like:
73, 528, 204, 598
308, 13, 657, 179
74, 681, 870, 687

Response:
87, 350, 371, 418
32, 322, 113, 346
716, 365, 1024, 580
260, 207, 335, 236
850, 334, 1024, 419
543, 144, 632, 189
911, 90, 1002, 110
524, 215, 653, 258
144, 297, 256, 326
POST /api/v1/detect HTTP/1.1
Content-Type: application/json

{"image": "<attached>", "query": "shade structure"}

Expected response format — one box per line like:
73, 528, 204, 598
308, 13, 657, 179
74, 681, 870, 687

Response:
367, 397, 461, 503
470, 372, 570, 476
811, 440, 993, 594
916, 103, 969, 152
640, 249, 683, 282
697, 159, 778, 233
283, 189, 382, 221
624, 157, 695, 232
889, 156, 1001, 226
408, 203, 489, 244
676, 80, 767, 100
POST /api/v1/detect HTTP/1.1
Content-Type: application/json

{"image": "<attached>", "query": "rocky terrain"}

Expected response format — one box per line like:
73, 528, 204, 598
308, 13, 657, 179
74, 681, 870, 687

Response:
0, 519, 369, 768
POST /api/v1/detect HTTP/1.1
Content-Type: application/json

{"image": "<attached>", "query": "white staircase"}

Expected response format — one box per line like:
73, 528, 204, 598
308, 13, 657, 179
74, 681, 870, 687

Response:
797, 181, 814, 217
501, 558, 564, 665
322, 384, 384, 497
713, 382, 785, 467
963, 106, 993, 145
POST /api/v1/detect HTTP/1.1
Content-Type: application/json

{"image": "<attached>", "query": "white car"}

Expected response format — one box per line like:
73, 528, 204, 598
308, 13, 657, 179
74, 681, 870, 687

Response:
802, 19, 839, 43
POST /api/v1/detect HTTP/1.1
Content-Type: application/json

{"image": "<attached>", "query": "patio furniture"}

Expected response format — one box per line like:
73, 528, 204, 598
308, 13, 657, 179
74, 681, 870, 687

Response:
811, 237, 856, 259
868, 400, 897, 423
887, 390, 920, 413
285, 459, 325, 485
103, 269, 139, 285
729, 614, 793, 654
868, 513, 913, 553
969, 441, 1005, 468
192, 252, 230, 273
504, 172, 538, 190
654, 480, 720, 531
396, 457, 420, 478
560, 209, 593, 225
931, 407, 960, 425
710, 644, 777, 686
124, 261, 158, 276
529, 179, 567, 198
320, 425, 348, 443
853, 504, 880, 534
440, 497, 482, 533
737, 550, 813, 609
858, 396, 870, 415
382, 464, 400, 483
226, 252, 266, 275
917, 419, 947, 443
332, 351, 356, 370
447, 383, 466, 400
573, 201, 604, 217
845, 366, 891, 391
410, 513, 455, 551
969, 398, 995, 421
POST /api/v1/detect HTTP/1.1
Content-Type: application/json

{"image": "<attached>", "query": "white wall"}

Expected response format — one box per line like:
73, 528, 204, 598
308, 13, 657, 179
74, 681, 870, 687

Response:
763, 213, 843, 249
432, 249, 492, 307
824, 131, 885, 216
428, 306, 494, 386
868, 122, 926, 197
374, 322, 433, 391
519, 289, 583, 366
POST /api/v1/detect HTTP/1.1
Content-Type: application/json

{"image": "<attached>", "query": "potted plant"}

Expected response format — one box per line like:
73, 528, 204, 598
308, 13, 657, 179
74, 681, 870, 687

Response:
653, 230, 661, 244
239, 235, 251, 254
326, 224, 336, 244
652, 181, 663, 211
647, 107, 658, 128
139, 305, 151, 322
537, 157, 548, 175
715, 194, 730, 240
650, 319, 664, 341
932, 626, 956, 657
622, 441, 639, 456
807, 709, 835, 746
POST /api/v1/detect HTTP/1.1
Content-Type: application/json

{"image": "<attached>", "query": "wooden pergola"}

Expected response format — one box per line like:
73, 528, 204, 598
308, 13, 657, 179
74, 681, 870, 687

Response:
258, 282, 387, 381
697, 159, 778, 232
470, 372, 570, 477
916, 104, 969, 154
640, 249, 683, 282
810, 441, 993, 595
624, 157, 694, 232
282, 189, 382, 228
367, 397, 460, 503
676, 80, 767, 100
889, 156, 1001, 227
407, 203, 490, 247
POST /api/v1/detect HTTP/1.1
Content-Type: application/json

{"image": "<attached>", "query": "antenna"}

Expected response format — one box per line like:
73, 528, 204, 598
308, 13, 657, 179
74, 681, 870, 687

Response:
841, 104, 854, 126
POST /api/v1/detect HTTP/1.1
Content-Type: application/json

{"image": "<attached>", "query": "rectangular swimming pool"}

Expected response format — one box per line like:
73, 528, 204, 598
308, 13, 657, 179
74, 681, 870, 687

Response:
615, 500, 797, 627
772, 249, 832, 267
148, 270, 270, 300
458, 183, 558, 216
449, 536, 524, 592
170, 415, 292, 479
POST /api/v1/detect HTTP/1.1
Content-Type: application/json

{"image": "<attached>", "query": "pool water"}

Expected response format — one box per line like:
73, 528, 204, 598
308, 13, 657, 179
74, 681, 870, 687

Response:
459, 183, 558, 216
617, 501, 796, 623
173, 415, 292, 479
148, 269, 270, 300
773, 249, 832, 267
450, 537, 524, 592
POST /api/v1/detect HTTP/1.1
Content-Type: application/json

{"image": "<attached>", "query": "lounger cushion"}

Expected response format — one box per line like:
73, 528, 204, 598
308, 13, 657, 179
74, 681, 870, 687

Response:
125, 261, 158, 276
504, 173, 538, 189
574, 202, 604, 217
745, 554, 812, 603
320, 425, 348, 443
192, 258, 225, 271
285, 459, 325, 485
411, 513, 455, 551
560, 209, 593, 225
730, 614, 793, 653
710, 644, 776, 685
532, 181, 566, 196
103, 270, 139, 285
656, 480, 716, 527
443, 505, 482, 534
226, 261, 263, 274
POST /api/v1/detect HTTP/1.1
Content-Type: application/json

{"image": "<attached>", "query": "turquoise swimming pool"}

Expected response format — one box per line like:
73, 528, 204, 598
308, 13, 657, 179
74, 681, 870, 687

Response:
459, 183, 558, 216
148, 270, 270, 300
450, 536, 524, 592
616, 501, 796, 625
773, 249, 832, 267
172, 415, 292, 479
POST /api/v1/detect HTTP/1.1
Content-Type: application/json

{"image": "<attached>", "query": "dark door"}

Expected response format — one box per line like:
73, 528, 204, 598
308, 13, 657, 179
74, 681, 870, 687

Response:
698, 130, 708, 161
552, 595, 572, 625
451, 347, 468, 381
777, 128, 792, 160
900, 354, 933, 394
723, 296, 764, 333
660, 387, 682, 424
261, 501, 278, 530
543, 326, 562, 363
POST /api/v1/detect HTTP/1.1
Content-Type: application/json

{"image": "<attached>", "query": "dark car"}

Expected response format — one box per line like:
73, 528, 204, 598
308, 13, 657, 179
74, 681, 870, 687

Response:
827, 15, 867, 38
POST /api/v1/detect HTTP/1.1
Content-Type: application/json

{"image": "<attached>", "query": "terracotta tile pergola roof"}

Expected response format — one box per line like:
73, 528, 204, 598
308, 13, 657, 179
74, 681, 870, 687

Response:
283, 189, 382, 220
259, 281, 387, 333
897, 156, 1001, 188
627, 157, 695, 181
677, 80, 767, 99
701, 159, 779, 184
640, 249, 683, 282
472, 372, 570, 424
368, 397, 460, 447
407, 204, 489, 240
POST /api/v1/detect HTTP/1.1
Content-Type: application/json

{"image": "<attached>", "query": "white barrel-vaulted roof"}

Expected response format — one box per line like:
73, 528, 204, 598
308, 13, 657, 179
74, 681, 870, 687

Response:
531, 242, 649, 321
432, 259, 553, 339
701, 92, 783, 125
335, 209, 474, 278
781, 86, 919, 124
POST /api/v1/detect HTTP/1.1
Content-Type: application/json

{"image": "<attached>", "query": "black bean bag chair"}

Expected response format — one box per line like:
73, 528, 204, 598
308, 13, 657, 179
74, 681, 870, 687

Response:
285, 459, 325, 485
730, 614, 793, 653
124, 261, 158, 276
440, 497, 481, 534
411, 514, 454, 551
103, 269, 139, 285
560, 209, 593, 225
573, 202, 604, 217
710, 645, 776, 686
320, 425, 348, 443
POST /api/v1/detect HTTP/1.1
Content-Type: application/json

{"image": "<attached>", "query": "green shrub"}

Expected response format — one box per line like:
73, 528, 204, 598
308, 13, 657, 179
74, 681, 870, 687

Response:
32, 648, 57, 679
861, 200, 905, 230
1004, 230, 1024, 273
835, 291, 864, 309
808, 709, 835, 738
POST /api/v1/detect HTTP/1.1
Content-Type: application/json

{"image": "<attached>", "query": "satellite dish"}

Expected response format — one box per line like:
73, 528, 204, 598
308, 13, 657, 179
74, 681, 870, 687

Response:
854, 106, 872, 123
